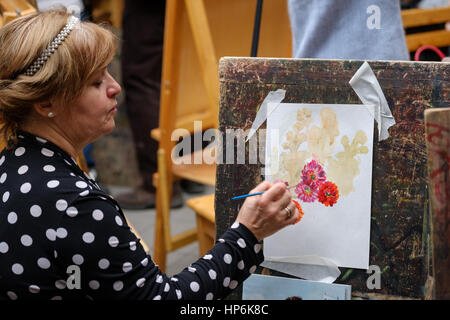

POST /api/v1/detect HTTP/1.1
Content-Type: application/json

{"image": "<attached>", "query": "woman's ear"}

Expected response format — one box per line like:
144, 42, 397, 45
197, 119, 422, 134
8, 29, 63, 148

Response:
32, 101, 54, 118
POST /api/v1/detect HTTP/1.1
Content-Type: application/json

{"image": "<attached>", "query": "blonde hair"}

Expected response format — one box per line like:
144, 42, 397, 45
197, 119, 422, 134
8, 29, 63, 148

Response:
0, 9, 118, 146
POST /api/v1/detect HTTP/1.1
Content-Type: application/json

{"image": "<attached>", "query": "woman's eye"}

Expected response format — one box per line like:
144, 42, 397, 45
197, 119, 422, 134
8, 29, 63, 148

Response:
93, 80, 103, 87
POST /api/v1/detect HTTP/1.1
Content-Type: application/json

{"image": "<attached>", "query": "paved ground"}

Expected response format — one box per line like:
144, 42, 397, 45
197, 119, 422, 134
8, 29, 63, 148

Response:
107, 185, 215, 277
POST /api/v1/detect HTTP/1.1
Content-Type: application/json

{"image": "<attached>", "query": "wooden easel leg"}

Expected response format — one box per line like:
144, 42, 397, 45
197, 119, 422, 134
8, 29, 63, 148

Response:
154, 178, 167, 272
184, 0, 220, 127
153, 0, 182, 273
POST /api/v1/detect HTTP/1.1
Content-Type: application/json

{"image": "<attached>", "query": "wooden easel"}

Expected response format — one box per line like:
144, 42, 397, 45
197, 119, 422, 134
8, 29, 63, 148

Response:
152, 0, 292, 271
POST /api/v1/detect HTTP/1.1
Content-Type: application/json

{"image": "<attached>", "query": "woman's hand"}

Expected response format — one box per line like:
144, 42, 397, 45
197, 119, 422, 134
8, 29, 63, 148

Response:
235, 181, 300, 241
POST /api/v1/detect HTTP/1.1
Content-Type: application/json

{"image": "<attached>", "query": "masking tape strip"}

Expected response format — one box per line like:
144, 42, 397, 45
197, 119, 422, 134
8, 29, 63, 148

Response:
261, 255, 341, 283
245, 89, 286, 142
349, 61, 395, 141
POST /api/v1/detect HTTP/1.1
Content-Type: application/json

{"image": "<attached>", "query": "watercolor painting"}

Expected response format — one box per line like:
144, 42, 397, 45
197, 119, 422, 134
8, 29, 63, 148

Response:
264, 103, 374, 269
243, 274, 351, 300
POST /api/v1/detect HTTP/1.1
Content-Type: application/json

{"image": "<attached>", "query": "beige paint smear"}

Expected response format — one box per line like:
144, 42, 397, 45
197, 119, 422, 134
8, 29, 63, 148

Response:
274, 106, 368, 197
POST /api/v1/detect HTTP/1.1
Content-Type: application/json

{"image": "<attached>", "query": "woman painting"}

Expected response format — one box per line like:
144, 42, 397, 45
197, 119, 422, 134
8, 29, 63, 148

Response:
0, 10, 299, 300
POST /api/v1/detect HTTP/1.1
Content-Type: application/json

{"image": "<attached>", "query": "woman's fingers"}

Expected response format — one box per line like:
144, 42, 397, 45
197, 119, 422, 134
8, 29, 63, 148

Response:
260, 182, 287, 205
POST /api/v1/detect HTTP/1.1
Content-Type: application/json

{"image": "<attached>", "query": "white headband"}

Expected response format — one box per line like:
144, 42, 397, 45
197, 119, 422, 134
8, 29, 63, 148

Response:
23, 15, 79, 77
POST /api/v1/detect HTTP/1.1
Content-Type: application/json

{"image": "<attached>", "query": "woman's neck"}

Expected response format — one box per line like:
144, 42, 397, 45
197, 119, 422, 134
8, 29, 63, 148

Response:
20, 120, 82, 159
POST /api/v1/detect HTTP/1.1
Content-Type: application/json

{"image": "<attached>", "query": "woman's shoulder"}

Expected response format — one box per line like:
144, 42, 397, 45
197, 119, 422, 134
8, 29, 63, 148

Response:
0, 133, 111, 214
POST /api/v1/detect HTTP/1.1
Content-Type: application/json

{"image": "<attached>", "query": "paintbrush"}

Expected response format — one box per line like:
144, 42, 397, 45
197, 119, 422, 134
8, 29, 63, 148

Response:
231, 185, 296, 200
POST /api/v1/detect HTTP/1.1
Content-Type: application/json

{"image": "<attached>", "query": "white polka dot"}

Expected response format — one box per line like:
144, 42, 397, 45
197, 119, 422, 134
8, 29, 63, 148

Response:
231, 222, 239, 229
82, 232, 95, 244
36, 136, 47, 143
66, 206, 78, 217
208, 269, 217, 280
237, 260, 245, 270
47, 180, 60, 188
2, 191, 10, 202
237, 238, 246, 248
20, 182, 31, 193
12, 263, 24, 275
0, 172, 7, 183
203, 254, 213, 260
254, 244, 261, 254
153, 295, 161, 300
164, 283, 170, 292
98, 258, 110, 270
89, 280, 100, 290
7, 291, 17, 300
249, 265, 257, 273
129, 241, 136, 251
20, 234, 33, 246
206, 292, 214, 300
190, 281, 200, 292
30, 205, 42, 217
108, 236, 119, 247
115, 216, 123, 226
15, 147, 25, 156
0, 242, 9, 253
113, 281, 123, 291
46, 229, 56, 241
79, 190, 89, 196
75, 181, 87, 189
43, 165, 55, 172
188, 266, 196, 273
136, 278, 146, 288
29, 285, 40, 294
7, 212, 17, 224
92, 209, 103, 221
56, 228, 67, 239
218, 238, 225, 243
0, 155, 4, 166
18, 165, 28, 175
41, 148, 54, 157
55, 280, 66, 289
37, 257, 51, 269
223, 277, 230, 287
224, 253, 232, 264
50, 296, 62, 300
122, 262, 132, 273
176, 289, 182, 299
156, 275, 163, 283
56, 199, 68, 211
72, 254, 84, 265
229, 280, 239, 289
140, 257, 149, 267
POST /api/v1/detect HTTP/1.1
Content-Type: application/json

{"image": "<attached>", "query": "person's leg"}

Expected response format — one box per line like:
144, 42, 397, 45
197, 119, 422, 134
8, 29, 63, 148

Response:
117, 0, 183, 209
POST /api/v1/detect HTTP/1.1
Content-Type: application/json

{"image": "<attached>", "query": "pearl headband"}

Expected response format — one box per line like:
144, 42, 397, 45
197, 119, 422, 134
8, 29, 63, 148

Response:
23, 15, 79, 77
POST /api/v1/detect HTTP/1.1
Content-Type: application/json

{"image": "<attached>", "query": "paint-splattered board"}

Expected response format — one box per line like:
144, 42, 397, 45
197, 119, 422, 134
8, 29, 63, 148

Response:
215, 57, 449, 299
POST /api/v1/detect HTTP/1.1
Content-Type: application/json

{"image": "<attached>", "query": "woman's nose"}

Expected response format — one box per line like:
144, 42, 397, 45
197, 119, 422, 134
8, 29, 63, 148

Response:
107, 78, 121, 98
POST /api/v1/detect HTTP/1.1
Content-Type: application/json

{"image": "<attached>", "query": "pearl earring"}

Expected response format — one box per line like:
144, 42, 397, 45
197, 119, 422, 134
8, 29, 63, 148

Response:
48, 112, 55, 118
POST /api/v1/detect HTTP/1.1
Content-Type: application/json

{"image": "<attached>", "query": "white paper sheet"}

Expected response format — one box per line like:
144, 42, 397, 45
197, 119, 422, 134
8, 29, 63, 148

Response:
264, 103, 374, 270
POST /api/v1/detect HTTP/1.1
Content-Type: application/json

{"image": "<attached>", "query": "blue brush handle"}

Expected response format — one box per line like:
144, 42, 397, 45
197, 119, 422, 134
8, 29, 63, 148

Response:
231, 191, 265, 200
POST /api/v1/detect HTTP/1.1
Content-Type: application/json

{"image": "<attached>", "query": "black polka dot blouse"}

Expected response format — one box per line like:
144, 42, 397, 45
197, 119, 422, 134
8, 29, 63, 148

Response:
0, 131, 264, 300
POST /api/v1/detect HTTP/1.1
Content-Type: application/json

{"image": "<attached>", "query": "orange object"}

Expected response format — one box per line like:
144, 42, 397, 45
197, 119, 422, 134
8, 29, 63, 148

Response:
292, 200, 304, 224
318, 181, 339, 207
